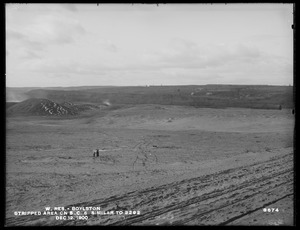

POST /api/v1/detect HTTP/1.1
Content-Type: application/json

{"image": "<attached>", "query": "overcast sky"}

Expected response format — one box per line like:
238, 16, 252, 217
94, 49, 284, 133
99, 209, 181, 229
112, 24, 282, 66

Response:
6, 4, 293, 87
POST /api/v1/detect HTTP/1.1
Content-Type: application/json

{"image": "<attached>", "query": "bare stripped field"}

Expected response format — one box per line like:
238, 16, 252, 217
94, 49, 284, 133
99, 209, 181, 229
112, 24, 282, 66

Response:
6, 105, 294, 226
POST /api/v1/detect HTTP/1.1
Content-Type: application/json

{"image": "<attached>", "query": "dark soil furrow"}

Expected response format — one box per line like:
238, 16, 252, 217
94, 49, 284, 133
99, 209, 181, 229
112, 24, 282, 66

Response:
110, 172, 292, 225
172, 181, 293, 225
218, 193, 293, 226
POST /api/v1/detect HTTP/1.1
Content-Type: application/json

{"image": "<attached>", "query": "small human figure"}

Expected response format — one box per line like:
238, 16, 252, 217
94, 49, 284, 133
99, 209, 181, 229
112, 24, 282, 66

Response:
93, 149, 99, 157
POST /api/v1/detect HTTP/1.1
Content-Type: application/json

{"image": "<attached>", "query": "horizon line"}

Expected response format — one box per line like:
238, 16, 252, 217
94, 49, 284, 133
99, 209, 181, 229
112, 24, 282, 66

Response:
6, 83, 294, 88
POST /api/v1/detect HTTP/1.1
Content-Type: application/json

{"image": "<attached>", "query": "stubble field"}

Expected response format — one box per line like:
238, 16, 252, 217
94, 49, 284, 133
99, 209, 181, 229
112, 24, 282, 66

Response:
6, 105, 294, 226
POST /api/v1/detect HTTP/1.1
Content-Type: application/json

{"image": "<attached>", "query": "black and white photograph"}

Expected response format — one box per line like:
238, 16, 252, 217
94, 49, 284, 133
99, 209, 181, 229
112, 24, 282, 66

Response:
5, 3, 294, 226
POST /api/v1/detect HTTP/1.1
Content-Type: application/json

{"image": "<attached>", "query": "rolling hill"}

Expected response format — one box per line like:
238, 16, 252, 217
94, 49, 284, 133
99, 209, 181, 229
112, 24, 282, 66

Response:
20, 85, 293, 110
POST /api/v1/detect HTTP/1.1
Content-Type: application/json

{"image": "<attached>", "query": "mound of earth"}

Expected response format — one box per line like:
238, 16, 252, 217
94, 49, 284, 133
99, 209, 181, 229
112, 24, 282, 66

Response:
6, 98, 78, 116
60, 101, 75, 107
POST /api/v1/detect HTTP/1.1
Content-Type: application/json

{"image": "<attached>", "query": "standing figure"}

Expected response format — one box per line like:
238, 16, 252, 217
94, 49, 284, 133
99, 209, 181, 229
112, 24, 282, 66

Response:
93, 149, 99, 157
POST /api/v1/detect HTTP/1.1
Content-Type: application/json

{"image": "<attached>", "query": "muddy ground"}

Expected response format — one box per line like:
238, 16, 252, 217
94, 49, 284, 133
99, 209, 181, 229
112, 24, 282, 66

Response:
6, 105, 294, 226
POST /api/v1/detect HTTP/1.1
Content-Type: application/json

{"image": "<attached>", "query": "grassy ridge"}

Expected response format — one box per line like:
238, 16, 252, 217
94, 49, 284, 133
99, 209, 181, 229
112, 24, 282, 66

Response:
24, 85, 294, 109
